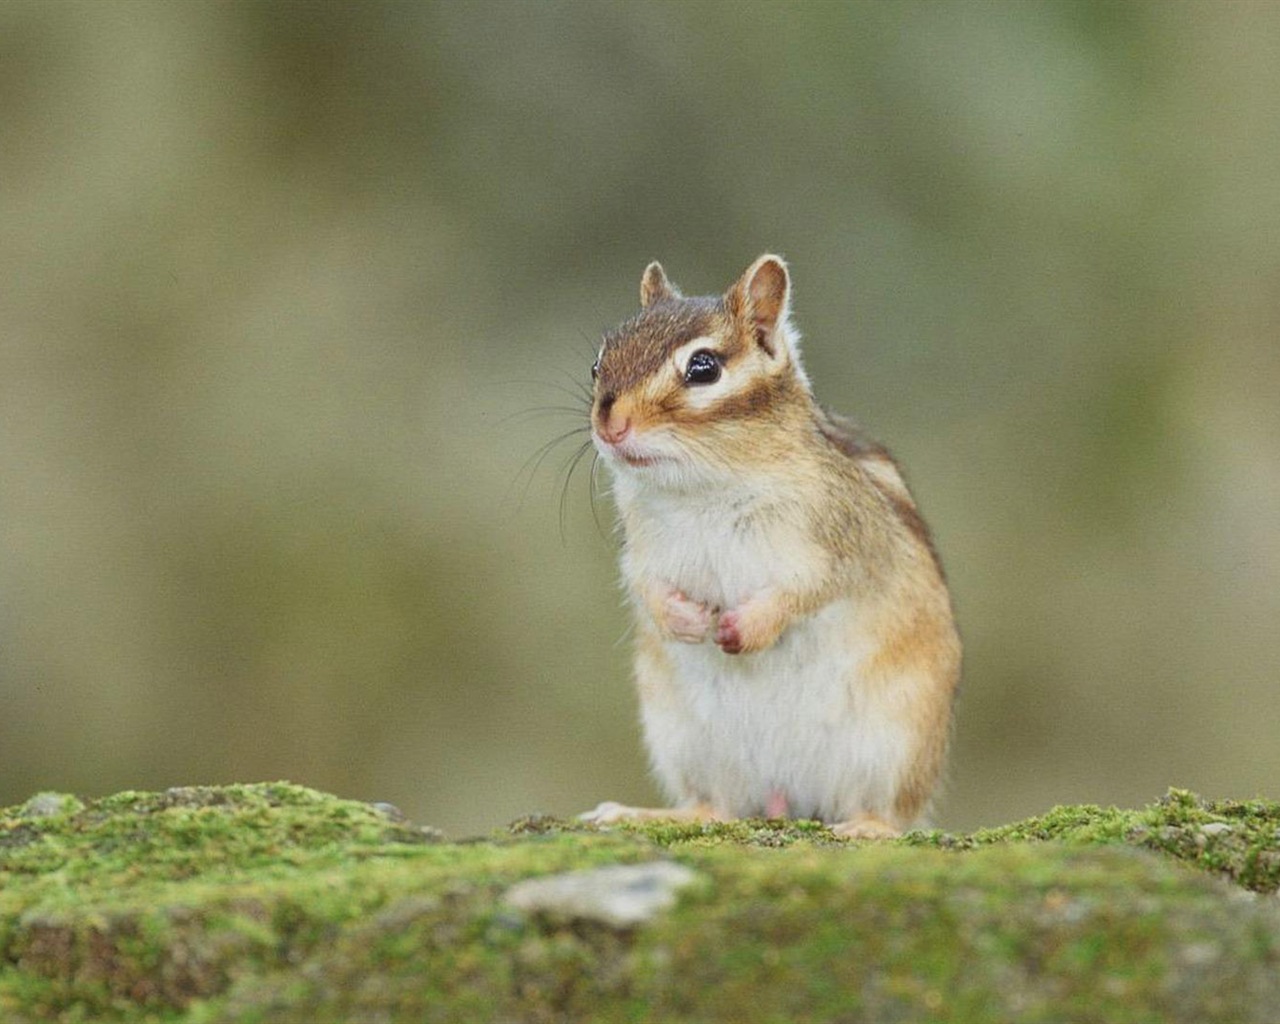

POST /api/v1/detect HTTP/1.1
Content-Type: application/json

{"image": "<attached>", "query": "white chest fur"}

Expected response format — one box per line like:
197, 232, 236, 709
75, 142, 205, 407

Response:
617, 478, 823, 611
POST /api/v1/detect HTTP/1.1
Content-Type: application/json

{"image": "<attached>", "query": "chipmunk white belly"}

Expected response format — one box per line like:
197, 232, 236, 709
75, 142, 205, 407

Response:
622, 489, 910, 823
639, 597, 907, 822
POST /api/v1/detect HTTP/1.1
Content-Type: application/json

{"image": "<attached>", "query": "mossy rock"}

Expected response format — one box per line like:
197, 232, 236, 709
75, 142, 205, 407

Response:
2, 783, 1278, 1022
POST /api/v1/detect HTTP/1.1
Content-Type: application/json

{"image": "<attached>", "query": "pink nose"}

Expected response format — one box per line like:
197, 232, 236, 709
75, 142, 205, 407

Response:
598, 416, 631, 446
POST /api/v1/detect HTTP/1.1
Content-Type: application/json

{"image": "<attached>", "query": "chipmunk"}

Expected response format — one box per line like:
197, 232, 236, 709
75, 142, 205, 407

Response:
579, 255, 961, 839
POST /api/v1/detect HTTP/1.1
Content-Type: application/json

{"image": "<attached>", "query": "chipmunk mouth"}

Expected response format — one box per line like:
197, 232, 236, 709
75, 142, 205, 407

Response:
593, 433, 667, 469
619, 450, 661, 468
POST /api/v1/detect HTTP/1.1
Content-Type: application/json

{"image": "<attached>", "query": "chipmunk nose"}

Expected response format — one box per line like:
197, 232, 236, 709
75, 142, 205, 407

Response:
595, 392, 632, 445
598, 413, 632, 446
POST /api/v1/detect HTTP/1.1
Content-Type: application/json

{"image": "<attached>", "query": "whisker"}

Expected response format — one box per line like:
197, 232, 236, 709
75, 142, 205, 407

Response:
613, 613, 637, 649
572, 329, 602, 360
497, 405, 589, 427
503, 425, 592, 517
557, 439, 595, 544
497, 377, 592, 408
559, 369, 594, 405
528, 428, 592, 481
588, 450, 607, 538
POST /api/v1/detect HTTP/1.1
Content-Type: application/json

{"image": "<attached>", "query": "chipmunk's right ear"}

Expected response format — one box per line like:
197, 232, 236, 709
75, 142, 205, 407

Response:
640, 261, 680, 308
726, 254, 792, 360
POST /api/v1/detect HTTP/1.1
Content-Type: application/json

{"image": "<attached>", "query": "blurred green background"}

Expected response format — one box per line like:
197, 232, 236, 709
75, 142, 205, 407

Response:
2, 0, 1277, 835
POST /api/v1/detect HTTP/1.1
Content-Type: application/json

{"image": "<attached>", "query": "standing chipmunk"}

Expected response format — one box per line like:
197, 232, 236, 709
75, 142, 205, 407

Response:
580, 255, 961, 838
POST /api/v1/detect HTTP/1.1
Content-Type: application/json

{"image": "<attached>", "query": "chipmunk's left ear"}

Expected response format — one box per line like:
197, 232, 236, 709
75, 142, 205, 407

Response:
640, 261, 681, 308
726, 254, 792, 360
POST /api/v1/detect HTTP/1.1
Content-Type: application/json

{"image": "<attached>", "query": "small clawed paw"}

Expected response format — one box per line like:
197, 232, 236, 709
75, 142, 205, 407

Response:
578, 801, 635, 825
715, 610, 745, 654
661, 590, 714, 643
715, 599, 784, 655
832, 817, 901, 841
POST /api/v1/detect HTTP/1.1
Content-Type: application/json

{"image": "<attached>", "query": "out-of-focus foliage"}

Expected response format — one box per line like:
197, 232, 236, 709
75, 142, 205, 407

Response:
1, 0, 1277, 835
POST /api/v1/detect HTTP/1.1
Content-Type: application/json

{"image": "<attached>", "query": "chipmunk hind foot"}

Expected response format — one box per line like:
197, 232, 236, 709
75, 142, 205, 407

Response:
578, 800, 720, 825
831, 814, 902, 841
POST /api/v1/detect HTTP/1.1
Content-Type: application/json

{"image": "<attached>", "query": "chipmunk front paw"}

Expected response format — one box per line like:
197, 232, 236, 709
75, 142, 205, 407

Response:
715, 593, 787, 655
655, 588, 715, 643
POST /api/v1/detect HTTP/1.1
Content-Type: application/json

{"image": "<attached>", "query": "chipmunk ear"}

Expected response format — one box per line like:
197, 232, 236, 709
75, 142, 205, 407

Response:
640, 261, 680, 308
726, 254, 791, 358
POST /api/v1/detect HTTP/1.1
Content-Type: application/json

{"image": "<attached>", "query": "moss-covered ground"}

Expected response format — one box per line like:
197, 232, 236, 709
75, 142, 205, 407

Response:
2, 783, 1278, 1022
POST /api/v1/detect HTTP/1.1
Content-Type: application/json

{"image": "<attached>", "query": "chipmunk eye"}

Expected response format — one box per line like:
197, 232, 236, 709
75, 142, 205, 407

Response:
591, 357, 600, 382
684, 349, 721, 386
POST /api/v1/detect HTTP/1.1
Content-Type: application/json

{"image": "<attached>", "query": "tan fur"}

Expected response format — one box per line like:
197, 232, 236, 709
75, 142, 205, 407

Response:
580, 255, 961, 840
865, 591, 961, 827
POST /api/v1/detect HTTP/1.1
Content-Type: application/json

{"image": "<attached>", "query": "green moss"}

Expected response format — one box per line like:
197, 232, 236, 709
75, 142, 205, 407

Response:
896, 788, 1280, 894
2, 784, 1279, 1023
536, 788, 1280, 894
552, 814, 844, 850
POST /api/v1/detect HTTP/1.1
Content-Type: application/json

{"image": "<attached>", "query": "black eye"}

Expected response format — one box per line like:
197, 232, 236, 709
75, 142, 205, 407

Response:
684, 349, 721, 386
591, 357, 600, 382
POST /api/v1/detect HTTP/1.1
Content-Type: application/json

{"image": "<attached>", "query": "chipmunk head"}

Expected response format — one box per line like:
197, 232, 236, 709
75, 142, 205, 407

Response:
591, 255, 813, 486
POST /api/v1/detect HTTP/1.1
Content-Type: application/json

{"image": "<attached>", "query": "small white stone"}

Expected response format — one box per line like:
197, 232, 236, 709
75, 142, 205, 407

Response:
1200, 822, 1233, 838
503, 861, 701, 929
21, 793, 80, 819
1178, 941, 1221, 966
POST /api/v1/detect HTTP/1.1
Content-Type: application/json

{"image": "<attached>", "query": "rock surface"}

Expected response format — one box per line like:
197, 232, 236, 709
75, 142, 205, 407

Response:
1, 783, 1278, 1022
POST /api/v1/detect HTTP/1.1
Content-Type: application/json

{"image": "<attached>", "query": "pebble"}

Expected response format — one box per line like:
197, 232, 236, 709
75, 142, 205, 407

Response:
503, 861, 701, 929
21, 793, 82, 819
1199, 823, 1233, 838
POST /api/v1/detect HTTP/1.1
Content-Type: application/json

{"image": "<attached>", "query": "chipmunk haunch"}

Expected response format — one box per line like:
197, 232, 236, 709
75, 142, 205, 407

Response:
581, 255, 961, 839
